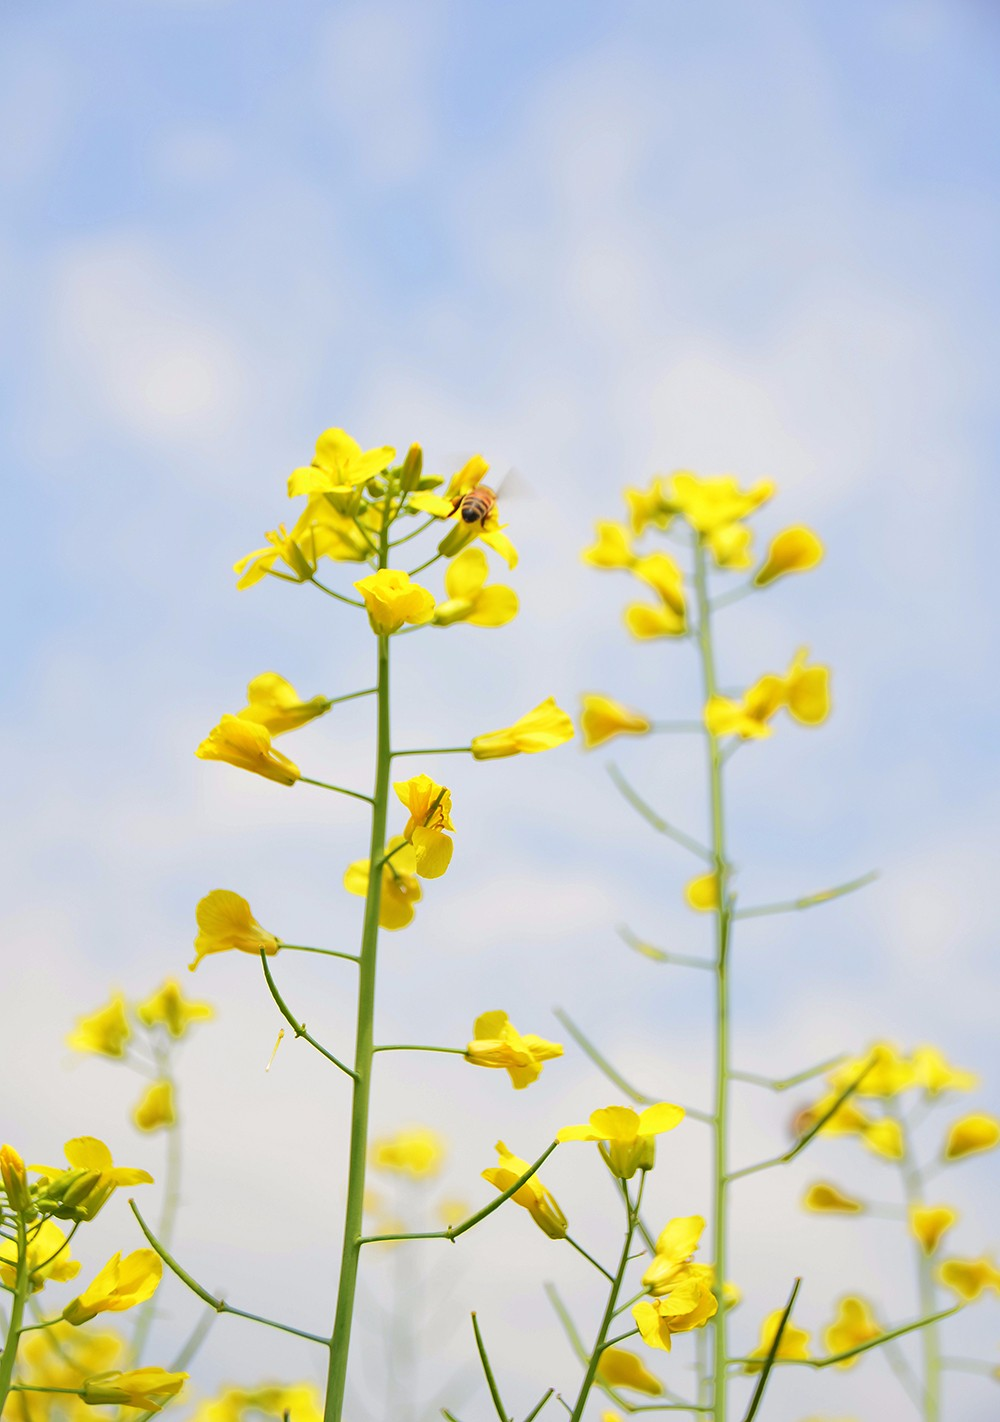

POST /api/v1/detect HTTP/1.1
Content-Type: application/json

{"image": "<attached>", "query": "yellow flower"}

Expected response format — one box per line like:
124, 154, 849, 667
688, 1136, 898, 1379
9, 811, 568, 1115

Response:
233, 524, 316, 590
580, 694, 651, 750
235, 672, 332, 736
0, 1218, 81, 1291
195, 715, 300, 786
624, 479, 672, 534
557, 1103, 685, 1179
133, 1081, 176, 1132
642, 1216, 706, 1295
286, 427, 395, 497
685, 872, 720, 912
191, 890, 280, 971
471, 697, 575, 759
344, 836, 422, 930
823, 1296, 881, 1367
136, 979, 213, 1037
704, 674, 785, 740
482, 1141, 567, 1239
625, 602, 687, 639
354, 568, 436, 634
81, 1367, 187, 1410
668, 472, 774, 535
909, 1205, 957, 1255
803, 1182, 864, 1213
290, 493, 375, 563
754, 527, 824, 586
784, 648, 831, 724
828, 1043, 915, 1099
190, 1384, 324, 1422
794, 1093, 871, 1141
393, 773, 455, 878
63, 1250, 162, 1325
370, 1127, 445, 1179
861, 1118, 904, 1160
633, 1283, 718, 1352
631, 553, 686, 616
465, 1011, 563, 1090
911, 1045, 978, 1096
1, 1144, 33, 1215
31, 1139, 152, 1224
67, 994, 131, 1058
944, 1113, 1000, 1160
583, 520, 636, 569
432, 547, 518, 627
938, 1255, 1000, 1300
744, 1308, 811, 1371
10, 1321, 124, 1422
596, 1347, 662, 1395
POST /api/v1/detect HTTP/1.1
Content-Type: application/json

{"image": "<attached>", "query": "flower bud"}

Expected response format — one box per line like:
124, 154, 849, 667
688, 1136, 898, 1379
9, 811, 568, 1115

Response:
400, 443, 423, 492
0, 1145, 35, 1218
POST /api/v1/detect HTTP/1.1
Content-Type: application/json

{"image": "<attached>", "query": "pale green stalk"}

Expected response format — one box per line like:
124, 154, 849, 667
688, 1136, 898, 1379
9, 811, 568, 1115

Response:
568, 1177, 641, 1422
897, 1114, 941, 1421
131, 1040, 182, 1365
692, 540, 731, 1422
0, 1217, 30, 1413
323, 487, 394, 1422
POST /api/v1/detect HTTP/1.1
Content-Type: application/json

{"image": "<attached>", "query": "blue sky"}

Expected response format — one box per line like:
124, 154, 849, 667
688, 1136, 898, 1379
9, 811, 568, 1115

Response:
3, 2, 1000, 1418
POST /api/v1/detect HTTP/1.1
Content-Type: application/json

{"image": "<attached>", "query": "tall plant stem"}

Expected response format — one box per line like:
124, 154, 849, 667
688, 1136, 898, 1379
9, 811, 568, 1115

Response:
897, 1118, 940, 1422
323, 499, 394, 1422
131, 1050, 181, 1365
693, 540, 731, 1422
0, 1217, 29, 1412
568, 1179, 639, 1422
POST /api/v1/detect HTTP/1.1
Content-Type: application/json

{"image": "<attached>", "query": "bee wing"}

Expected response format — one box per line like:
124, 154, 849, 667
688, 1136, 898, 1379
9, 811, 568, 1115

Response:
493, 467, 533, 505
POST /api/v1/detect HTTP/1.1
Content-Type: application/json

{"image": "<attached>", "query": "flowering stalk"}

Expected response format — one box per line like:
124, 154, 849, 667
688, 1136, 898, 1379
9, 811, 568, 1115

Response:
692, 539, 733, 1422
568, 1179, 642, 1421
0, 1217, 30, 1413
323, 490, 393, 1422
896, 1114, 941, 1422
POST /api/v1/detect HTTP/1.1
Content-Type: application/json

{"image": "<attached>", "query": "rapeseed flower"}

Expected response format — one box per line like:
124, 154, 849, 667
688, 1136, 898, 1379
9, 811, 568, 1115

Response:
344, 837, 422, 930
63, 1250, 162, 1325
394, 773, 454, 878
465, 1011, 563, 1089
582, 520, 635, 569
195, 715, 300, 786
828, 1042, 914, 1098
557, 1103, 684, 1179
633, 1283, 718, 1352
431, 547, 517, 627
705, 650, 830, 739
911, 1045, 978, 1096
685, 872, 720, 912
580, 694, 651, 749
909, 1205, 957, 1255
471, 697, 574, 758
482, 1141, 567, 1239
938, 1255, 1000, 1300
0, 1218, 81, 1291
9, 1322, 123, 1422
744, 1308, 811, 1371
191, 890, 280, 970
823, 1296, 881, 1367
32, 1139, 152, 1223
136, 979, 213, 1037
233, 525, 315, 590
1, 1144, 33, 1214
81, 1367, 187, 1410
596, 1348, 662, 1395
68, 994, 131, 1058
236, 673, 332, 735
286, 428, 394, 497
754, 527, 824, 586
132, 1082, 175, 1132
642, 1216, 707, 1295
625, 602, 686, 639
945, 1114, 1000, 1160
803, 1182, 864, 1213
355, 569, 435, 634
370, 1127, 445, 1179
190, 1384, 323, 1422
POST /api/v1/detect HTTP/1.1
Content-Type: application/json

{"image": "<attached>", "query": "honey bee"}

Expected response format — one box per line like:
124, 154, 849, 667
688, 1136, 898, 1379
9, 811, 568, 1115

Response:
452, 484, 498, 526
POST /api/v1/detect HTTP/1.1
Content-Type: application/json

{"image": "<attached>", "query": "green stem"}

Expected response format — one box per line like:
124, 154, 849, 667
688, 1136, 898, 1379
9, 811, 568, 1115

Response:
471, 1313, 509, 1421
732, 871, 877, 919
897, 1113, 941, 1422
568, 1179, 640, 1422
299, 776, 375, 805
309, 576, 365, 608
0, 1217, 30, 1413
564, 1235, 615, 1283
323, 495, 395, 1422
131, 1042, 181, 1365
260, 952, 358, 1080
693, 539, 731, 1422
371, 1044, 466, 1056
389, 746, 473, 759
279, 945, 360, 964
407, 551, 445, 578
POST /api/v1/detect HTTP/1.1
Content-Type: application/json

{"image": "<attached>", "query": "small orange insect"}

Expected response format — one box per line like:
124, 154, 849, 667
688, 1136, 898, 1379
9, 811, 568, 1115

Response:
451, 484, 498, 526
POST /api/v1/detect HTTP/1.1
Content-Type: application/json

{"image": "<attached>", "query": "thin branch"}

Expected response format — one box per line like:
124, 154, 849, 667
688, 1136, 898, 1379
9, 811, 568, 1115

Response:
471, 1313, 510, 1421
279, 944, 360, 964
554, 1009, 713, 1124
729, 1305, 963, 1370
733, 871, 878, 920
129, 1200, 326, 1345
523, 1389, 556, 1422
740, 1278, 801, 1422
607, 764, 715, 864
730, 1053, 847, 1092
372, 1044, 466, 1056
389, 746, 473, 759
260, 952, 358, 1080
726, 1058, 874, 1183
564, 1235, 615, 1283
327, 687, 378, 707
359, 1142, 559, 1245
308, 575, 364, 607
299, 776, 374, 805
390, 514, 441, 547
617, 925, 713, 971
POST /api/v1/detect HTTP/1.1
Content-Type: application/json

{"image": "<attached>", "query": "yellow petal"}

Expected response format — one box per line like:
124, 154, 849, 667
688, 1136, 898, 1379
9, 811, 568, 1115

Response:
755, 527, 824, 586
909, 1205, 957, 1255
945, 1113, 1000, 1161
597, 1345, 663, 1393
803, 1182, 864, 1213
625, 602, 686, 640
580, 694, 651, 750
685, 873, 719, 912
